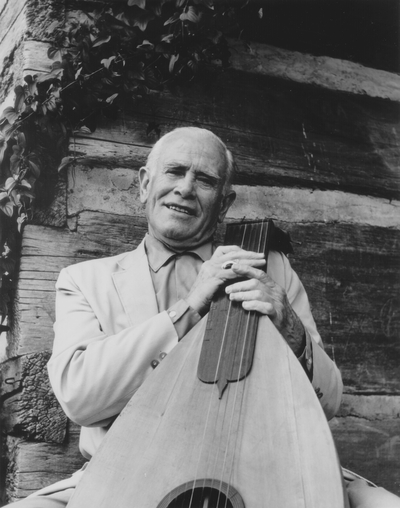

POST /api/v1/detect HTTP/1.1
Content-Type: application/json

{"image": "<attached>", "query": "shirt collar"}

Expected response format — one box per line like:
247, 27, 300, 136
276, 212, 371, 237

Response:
145, 233, 213, 273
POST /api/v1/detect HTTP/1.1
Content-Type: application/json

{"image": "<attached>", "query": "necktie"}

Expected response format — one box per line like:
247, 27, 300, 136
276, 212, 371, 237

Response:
175, 253, 202, 301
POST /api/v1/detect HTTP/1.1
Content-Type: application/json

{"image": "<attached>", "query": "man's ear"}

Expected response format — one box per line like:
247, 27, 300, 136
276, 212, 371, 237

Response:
138, 166, 150, 204
218, 190, 236, 223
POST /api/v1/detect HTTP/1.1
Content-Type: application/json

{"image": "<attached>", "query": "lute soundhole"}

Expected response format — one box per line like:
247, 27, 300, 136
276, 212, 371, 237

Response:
157, 479, 245, 508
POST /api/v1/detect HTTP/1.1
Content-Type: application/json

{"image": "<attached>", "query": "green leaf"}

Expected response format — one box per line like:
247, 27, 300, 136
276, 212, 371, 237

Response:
36, 73, 57, 84
0, 197, 14, 217
46, 96, 57, 112
101, 56, 117, 69
10, 155, 21, 175
17, 213, 27, 232
18, 188, 36, 199
128, 0, 146, 7
132, 10, 154, 30
161, 34, 174, 43
180, 6, 202, 23
58, 156, 73, 172
137, 40, 154, 49
10, 189, 21, 206
5, 177, 17, 192
28, 160, 41, 178
169, 54, 179, 73
164, 12, 180, 25
106, 93, 119, 104
20, 179, 32, 189
2, 107, 18, 125
50, 61, 63, 71
48, 46, 62, 60
24, 75, 38, 95
14, 85, 26, 113
17, 132, 26, 149
92, 35, 112, 48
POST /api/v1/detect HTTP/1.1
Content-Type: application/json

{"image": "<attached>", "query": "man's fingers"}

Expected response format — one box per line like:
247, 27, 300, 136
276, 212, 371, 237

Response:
229, 263, 266, 280
214, 245, 265, 262
242, 300, 275, 315
227, 289, 265, 302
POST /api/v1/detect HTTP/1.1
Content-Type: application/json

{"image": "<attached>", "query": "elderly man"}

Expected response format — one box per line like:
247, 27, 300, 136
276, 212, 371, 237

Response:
6, 127, 398, 507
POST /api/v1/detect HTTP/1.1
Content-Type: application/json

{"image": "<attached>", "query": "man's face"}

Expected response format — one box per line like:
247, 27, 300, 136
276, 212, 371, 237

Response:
139, 131, 236, 249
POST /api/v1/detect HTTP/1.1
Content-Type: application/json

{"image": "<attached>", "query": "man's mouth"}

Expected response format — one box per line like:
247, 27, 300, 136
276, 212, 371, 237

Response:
166, 204, 195, 216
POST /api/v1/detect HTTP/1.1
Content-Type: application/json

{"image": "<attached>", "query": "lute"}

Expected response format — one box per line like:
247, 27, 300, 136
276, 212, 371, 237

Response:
68, 219, 349, 508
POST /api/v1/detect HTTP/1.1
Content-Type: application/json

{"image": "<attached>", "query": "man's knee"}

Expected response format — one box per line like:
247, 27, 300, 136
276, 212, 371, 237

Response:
5, 488, 73, 508
348, 479, 400, 508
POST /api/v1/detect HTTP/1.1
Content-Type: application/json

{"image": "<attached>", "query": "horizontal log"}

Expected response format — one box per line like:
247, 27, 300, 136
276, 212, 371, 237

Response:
4, 423, 85, 502
338, 394, 400, 420
229, 39, 400, 102
67, 163, 400, 229
330, 416, 400, 495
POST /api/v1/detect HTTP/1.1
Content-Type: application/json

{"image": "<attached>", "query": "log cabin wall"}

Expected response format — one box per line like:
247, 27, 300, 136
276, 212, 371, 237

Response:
0, 0, 399, 504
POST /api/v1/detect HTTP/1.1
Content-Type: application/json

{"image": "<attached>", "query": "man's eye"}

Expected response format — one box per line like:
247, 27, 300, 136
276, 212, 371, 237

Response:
167, 169, 183, 176
197, 176, 215, 187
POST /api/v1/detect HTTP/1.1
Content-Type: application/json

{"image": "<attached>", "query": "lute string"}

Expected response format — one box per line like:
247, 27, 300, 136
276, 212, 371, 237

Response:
207, 222, 254, 504
218, 220, 270, 508
187, 224, 249, 508
187, 221, 269, 508
223, 220, 271, 507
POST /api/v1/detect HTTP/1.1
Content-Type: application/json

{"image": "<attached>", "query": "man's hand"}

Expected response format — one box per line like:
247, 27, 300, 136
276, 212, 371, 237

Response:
225, 264, 306, 357
185, 245, 265, 317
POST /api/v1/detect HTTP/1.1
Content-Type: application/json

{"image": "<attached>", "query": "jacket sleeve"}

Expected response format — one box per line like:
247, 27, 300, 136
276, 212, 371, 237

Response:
269, 252, 343, 420
48, 266, 180, 428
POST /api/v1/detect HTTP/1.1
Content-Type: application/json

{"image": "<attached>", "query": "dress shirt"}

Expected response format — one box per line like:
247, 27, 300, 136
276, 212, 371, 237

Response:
145, 234, 210, 340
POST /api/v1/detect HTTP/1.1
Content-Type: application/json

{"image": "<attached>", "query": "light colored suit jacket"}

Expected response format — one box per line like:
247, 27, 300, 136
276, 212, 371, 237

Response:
48, 239, 343, 461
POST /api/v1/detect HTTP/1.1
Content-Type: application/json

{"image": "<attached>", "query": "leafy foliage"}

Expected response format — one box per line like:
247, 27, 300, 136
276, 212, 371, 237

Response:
0, 0, 250, 329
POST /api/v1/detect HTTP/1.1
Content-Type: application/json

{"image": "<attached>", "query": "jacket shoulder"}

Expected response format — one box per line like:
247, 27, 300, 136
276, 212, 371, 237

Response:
61, 242, 144, 279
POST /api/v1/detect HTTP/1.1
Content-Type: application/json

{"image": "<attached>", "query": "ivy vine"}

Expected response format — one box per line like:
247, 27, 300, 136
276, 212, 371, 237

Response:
0, 0, 256, 332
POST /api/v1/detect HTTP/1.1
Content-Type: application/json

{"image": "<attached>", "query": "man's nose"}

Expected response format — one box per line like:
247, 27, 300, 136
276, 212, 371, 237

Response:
175, 174, 195, 198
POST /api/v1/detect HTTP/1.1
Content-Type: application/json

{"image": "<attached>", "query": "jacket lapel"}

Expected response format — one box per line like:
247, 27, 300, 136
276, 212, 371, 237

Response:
112, 240, 158, 328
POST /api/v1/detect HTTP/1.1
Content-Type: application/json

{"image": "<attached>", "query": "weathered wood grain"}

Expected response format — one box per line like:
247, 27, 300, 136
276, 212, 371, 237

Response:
228, 39, 400, 102
10, 225, 119, 356
30, 174, 67, 228
71, 71, 400, 199
66, 162, 400, 229
282, 221, 400, 393
0, 352, 67, 443
338, 394, 400, 420
330, 416, 400, 495
4, 423, 85, 502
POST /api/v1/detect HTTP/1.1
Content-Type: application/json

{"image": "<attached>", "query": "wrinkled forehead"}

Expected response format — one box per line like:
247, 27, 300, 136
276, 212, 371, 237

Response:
154, 131, 228, 175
